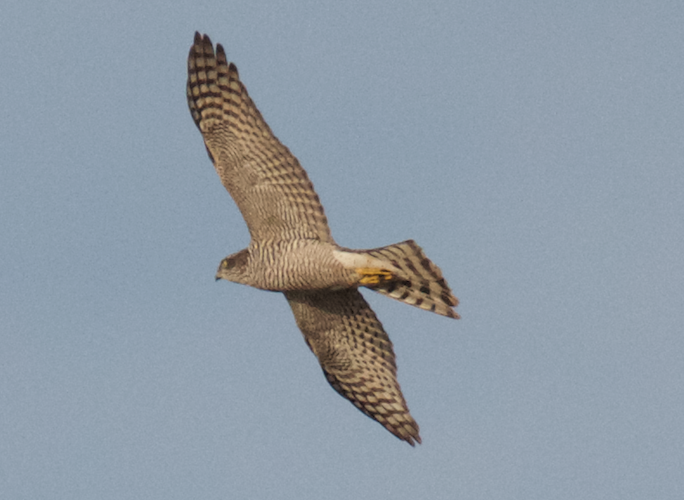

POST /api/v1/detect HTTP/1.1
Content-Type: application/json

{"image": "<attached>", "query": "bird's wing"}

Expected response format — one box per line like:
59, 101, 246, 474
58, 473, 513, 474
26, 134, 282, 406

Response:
187, 32, 333, 244
285, 289, 421, 445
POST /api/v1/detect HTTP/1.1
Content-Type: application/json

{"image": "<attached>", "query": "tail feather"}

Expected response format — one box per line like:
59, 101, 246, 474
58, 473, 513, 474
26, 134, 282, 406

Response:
360, 240, 460, 319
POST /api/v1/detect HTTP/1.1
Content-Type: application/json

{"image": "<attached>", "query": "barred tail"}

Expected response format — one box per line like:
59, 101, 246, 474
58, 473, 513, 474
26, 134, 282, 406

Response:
360, 240, 460, 319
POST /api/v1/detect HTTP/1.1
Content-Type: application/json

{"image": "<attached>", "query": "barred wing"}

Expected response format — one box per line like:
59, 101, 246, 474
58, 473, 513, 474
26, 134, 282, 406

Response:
285, 289, 421, 445
187, 33, 333, 244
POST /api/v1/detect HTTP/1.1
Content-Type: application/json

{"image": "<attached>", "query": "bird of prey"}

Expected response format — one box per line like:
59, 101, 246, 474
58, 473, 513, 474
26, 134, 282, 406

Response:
187, 32, 459, 446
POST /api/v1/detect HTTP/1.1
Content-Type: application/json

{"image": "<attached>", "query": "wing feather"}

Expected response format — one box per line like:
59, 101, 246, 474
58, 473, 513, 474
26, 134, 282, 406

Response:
285, 289, 421, 445
187, 32, 333, 244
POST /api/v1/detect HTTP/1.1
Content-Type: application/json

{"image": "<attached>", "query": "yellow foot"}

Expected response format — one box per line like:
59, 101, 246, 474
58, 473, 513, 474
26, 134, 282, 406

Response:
357, 268, 395, 286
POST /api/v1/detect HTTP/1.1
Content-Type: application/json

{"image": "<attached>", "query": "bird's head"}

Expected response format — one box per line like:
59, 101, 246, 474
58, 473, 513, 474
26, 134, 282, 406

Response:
215, 248, 251, 284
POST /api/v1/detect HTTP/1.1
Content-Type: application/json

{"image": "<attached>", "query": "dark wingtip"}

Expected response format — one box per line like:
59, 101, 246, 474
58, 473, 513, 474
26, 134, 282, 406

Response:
448, 308, 461, 320
216, 43, 228, 66
190, 32, 213, 60
389, 421, 421, 446
402, 429, 421, 447
192, 32, 213, 52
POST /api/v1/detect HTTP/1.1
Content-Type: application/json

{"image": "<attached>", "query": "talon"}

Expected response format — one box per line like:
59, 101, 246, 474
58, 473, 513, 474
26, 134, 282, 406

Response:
357, 268, 395, 286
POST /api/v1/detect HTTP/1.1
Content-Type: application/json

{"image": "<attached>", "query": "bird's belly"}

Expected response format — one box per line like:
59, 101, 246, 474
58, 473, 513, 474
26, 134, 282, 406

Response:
252, 243, 355, 292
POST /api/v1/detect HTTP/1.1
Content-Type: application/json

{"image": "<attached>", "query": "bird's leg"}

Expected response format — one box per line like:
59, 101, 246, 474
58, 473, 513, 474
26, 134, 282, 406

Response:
357, 268, 396, 286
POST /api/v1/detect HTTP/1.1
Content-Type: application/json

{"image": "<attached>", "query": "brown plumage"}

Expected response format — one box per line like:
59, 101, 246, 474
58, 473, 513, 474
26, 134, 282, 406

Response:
286, 290, 421, 445
187, 32, 459, 445
352, 240, 460, 320
187, 32, 332, 244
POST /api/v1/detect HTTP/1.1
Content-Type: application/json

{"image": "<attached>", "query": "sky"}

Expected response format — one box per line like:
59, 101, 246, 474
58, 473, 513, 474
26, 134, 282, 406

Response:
2, 1, 683, 498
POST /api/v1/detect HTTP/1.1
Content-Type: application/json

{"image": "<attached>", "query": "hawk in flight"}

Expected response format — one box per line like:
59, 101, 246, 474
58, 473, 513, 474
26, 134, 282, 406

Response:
187, 32, 459, 445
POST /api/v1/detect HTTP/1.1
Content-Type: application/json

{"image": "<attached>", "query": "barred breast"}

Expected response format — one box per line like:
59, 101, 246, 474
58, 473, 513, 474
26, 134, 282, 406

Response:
250, 240, 356, 292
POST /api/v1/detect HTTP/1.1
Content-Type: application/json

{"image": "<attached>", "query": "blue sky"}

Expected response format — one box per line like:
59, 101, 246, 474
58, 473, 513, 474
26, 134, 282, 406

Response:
2, 1, 683, 498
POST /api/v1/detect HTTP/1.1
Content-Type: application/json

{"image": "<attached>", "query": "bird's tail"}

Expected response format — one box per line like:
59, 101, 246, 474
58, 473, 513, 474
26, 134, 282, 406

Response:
358, 240, 460, 319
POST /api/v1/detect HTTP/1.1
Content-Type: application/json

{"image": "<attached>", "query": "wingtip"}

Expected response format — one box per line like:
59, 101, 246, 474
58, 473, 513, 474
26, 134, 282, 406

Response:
190, 32, 211, 62
191, 32, 214, 53
448, 308, 462, 320
402, 433, 421, 447
392, 422, 422, 446
216, 43, 228, 65
196, 31, 211, 45
190, 33, 231, 71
